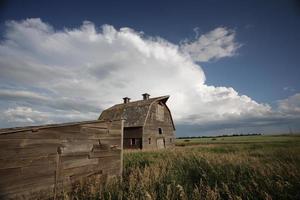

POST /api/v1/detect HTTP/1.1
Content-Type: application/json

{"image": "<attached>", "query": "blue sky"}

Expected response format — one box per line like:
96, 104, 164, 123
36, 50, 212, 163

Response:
0, 0, 300, 136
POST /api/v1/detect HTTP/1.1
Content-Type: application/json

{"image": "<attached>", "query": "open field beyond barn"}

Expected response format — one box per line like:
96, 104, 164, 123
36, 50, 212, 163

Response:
69, 134, 300, 200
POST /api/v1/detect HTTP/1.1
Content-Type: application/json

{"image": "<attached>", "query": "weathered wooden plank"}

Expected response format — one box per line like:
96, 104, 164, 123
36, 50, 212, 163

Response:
0, 130, 107, 140
63, 163, 102, 178
62, 155, 121, 177
0, 168, 21, 186
89, 149, 121, 159
0, 128, 119, 140
80, 129, 121, 138
62, 156, 98, 169
0, 154, 57, 170
0, 138, 63, 149
0, 129, 64, 139
99, 138, 122, 147
80, 126, 108, 135
0, 139, 108, 160
80, 124, 108, 129
0, 120, 108, 134
110, 121, 123, 130
1, 175, 55, 198
0, 162, 56, 186
60, 151, 90, 157
67, 169, 103, 182
107, 129, 122, 135
93, 143, 110, 150
0, 139, 26, 149
0, 143, 61, 159
61, 140, 95, 154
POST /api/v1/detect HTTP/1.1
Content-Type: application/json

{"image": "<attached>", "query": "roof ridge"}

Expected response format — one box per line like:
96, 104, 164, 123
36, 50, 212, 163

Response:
110, 95, 169, 107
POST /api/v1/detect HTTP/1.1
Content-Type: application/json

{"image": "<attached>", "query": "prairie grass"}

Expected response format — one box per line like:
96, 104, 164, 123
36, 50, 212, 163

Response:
69, 135, 300, 200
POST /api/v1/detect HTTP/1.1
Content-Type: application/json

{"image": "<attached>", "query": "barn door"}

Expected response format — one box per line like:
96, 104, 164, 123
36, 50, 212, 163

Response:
156, 138, 165, 149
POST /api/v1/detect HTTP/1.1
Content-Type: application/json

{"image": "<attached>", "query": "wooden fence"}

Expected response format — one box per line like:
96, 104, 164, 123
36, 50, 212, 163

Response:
0, 119, 124, 199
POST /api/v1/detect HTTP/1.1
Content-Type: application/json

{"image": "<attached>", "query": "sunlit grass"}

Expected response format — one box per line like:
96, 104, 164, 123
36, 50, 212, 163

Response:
68, 135, 300, 200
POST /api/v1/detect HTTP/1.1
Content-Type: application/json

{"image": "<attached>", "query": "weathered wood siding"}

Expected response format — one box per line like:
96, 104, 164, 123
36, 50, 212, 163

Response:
0, 119, 124, 199
143, 102, 175, 149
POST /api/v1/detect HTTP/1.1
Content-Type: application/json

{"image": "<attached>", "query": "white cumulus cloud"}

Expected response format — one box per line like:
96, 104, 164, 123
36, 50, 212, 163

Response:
180, 27, 241, 62
2, 106, 49, 124
278, 93, 300, 115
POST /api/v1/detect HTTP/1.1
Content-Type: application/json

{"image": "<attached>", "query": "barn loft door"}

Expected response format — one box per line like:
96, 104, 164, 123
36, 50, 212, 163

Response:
156, 138, 165, 149
156, 104, 165, 121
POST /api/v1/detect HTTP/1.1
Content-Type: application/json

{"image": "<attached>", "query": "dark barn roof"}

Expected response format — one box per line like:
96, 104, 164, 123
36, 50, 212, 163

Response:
99, 95, 175, 129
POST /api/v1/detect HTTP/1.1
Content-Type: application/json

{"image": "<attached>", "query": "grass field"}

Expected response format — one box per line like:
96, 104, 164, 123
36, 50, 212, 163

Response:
176, 134, 299, 145
71, 134, 300, 200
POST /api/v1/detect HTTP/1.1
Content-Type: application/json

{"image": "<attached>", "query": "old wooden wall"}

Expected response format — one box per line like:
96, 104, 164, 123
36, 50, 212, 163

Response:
0, 119, 124, 199
143, 102, 175, 149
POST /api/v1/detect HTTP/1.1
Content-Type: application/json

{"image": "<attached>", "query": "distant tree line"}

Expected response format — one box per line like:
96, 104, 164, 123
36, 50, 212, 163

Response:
177, 133, 262, 139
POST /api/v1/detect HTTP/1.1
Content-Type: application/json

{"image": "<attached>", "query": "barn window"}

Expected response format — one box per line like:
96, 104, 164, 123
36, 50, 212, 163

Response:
131, 138, 136, 146
158, 128, 163, 134
148, 138, 151, 144
170, 138, 172, 143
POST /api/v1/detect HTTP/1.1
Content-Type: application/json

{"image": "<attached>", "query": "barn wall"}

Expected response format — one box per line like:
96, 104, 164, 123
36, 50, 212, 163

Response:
0, 119, 124, 199
143, 102, 175, 149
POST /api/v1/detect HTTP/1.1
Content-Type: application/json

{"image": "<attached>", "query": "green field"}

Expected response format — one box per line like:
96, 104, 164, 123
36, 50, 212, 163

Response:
176, 134, 300, 145
71, 134, 300, 200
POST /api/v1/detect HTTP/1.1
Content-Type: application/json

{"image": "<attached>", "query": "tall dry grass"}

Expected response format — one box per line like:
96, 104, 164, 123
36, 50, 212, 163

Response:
68, 141, 300, 200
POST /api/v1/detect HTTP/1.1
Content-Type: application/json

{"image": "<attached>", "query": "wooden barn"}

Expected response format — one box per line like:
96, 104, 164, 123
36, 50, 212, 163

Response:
99, 93, 176, 149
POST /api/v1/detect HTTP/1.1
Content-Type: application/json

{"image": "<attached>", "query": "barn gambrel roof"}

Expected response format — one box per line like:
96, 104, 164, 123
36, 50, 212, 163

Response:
99, 95, 175, 130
